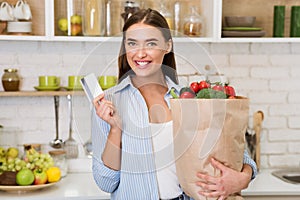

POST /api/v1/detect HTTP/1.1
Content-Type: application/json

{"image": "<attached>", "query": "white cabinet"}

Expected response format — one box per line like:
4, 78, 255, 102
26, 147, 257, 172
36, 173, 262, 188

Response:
1, 0, 300, 42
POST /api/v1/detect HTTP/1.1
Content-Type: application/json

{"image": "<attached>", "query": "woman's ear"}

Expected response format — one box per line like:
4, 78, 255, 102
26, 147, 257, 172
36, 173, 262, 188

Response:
165, 39, 172, 53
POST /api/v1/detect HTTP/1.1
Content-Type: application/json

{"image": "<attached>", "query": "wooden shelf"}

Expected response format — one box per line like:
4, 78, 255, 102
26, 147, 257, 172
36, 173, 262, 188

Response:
0, 91, 85, 97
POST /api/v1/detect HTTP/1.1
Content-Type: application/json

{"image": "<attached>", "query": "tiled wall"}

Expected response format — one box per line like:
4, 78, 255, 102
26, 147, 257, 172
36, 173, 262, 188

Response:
0, 41, 300, 170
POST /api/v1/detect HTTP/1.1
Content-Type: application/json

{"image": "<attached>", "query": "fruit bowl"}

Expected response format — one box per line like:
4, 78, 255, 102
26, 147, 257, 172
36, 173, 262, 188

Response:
0, 182, 58, 193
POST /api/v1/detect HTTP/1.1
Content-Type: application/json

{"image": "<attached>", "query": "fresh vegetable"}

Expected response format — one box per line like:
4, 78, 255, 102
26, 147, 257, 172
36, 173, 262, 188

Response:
212, 83, 224, 92
170, 88, 179, 99
179, 87, 195, 98
190, 82, 200, 93
170, 80, 237, 99
198, 80, 211, 90
224, 83, 236, 97
196, 88, 227, 99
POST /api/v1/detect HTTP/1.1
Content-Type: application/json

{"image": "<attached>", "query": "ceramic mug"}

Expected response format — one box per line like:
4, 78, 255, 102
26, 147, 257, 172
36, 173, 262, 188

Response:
13, 0, 32, 20
98, 76, 117, 90
39, 76, 60, 87
68, 75, 83, 89
0, 2, 14, 21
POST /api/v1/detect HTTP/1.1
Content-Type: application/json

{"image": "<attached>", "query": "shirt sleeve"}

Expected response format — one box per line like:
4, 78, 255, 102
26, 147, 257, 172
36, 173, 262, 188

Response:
91, 109, 121, 192
243, 149, 258, 180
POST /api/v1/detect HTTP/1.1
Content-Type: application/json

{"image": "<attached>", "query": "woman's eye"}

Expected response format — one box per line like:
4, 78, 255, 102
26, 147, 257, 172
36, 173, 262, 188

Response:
127, 42, 136, 47
147, 42, 157, 47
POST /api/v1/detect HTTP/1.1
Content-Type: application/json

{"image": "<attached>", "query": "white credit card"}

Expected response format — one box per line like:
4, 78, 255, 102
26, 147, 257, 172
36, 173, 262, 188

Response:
80, 73, 103, 103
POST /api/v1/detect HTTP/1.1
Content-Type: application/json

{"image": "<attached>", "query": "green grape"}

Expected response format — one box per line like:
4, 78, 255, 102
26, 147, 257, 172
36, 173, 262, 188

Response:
15, 165, 21, 171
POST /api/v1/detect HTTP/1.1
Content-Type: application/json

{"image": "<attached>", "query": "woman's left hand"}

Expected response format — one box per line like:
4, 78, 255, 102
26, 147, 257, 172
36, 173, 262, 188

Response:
195, 158, 252, 200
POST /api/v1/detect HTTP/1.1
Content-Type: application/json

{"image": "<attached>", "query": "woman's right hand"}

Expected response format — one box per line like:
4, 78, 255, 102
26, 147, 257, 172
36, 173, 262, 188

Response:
93, 93, 122, 131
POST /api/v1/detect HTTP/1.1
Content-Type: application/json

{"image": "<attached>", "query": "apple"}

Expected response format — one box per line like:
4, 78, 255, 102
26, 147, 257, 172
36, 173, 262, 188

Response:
71, 15, 82, 25
33, 169, 48, 185
71, 24, 82, 36
58, 18, 68, 32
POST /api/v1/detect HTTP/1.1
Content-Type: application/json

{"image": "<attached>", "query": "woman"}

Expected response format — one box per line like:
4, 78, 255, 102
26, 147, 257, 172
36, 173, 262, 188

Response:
92, 8, 257, 200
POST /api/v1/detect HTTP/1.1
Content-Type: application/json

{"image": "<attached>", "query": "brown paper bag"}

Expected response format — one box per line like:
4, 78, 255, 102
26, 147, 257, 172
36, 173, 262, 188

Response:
170, 97, 249, 200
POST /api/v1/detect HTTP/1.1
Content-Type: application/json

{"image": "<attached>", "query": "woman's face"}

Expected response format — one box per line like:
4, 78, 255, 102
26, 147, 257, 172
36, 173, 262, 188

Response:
124, 23, 172, 78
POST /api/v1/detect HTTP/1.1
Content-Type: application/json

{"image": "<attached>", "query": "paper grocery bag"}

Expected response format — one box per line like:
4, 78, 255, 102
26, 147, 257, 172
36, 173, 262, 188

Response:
170, 97, 249, 200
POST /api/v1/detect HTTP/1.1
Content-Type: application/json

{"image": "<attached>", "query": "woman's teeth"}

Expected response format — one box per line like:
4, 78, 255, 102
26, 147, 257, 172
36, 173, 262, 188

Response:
136, 61, 149, 66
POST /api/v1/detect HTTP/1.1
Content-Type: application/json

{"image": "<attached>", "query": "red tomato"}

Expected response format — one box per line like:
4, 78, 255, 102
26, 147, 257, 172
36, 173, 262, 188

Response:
198, 80, 211, 90
190, 82, 200, 93
224, 84, 236, 96
212, 84, 224, 92
228, 95, 236, 99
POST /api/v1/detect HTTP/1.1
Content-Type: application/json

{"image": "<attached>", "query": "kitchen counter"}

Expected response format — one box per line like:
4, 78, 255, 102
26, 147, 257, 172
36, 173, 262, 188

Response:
1, 169, 300, 199
0, 173, 110, 200
242, 169, 300, 197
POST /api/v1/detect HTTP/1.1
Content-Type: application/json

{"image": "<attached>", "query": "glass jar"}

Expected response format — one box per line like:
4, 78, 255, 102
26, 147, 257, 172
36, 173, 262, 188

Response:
1, 68, 20, 91
183, 6, 205, 37
49, 150, 68, 177
158, 1, 173, 30
82, 0, 105, 36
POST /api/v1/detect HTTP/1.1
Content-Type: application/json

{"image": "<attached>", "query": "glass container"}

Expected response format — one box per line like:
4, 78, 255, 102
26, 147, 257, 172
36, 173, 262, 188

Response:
82, 0, 105, 36
173, 0, 181, 36
2, 68, 20, 91
158, 1, 173, 30
55, 0, 83, 36
183, 6, 204, 37
49, 150, 68, 177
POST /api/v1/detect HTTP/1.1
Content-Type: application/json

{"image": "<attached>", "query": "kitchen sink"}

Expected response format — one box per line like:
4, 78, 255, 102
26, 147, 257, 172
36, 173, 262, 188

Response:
272, 168, 300, 184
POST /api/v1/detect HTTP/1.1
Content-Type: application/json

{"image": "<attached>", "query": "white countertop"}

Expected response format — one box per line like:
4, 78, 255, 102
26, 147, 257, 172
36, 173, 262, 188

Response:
0, 173, 110, 200
1, 169, 300, 199
242, 169, 300, 196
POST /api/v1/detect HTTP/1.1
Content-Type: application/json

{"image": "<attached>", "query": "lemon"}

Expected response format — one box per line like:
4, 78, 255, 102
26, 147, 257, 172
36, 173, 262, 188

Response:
46, 166, 61, 183
16, 168, 34, 186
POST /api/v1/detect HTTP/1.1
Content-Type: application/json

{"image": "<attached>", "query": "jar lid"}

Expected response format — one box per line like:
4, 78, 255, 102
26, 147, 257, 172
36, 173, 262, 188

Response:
49, 150, 66, 156
4, 69, 18, 73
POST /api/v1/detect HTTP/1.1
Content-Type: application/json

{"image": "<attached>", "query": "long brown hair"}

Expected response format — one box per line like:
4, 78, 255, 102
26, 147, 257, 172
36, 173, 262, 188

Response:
118, 8, 178, 84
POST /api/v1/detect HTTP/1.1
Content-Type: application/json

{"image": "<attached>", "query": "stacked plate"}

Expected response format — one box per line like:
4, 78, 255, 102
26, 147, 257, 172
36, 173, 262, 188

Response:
7, 22, 32, 34
222, 16, 265, 37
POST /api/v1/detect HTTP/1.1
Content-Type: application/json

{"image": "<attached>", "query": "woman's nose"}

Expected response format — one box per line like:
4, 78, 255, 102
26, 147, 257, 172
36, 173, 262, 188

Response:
136, 47, 147, 58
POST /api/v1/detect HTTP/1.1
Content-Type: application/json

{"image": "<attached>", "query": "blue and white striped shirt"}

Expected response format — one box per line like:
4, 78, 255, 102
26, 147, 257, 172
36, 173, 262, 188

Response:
91, 75, 257, 200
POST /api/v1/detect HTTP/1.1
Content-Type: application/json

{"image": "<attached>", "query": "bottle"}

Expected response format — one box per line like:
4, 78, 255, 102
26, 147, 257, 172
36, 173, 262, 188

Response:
82, 0, 105, 36
273, 5, 285, 37
173, 0, 181, 36
158, 1, 173, 30
183, 6, 205, 37
2, 68, 20, 91
105, 0, 112, 36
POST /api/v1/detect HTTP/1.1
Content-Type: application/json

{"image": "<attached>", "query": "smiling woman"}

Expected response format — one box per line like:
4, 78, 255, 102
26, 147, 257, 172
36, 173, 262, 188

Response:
90, 8, 257, 200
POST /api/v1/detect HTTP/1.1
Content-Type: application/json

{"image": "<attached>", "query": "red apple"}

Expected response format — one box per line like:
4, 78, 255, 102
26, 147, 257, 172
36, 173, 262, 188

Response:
33, 169, 48, 185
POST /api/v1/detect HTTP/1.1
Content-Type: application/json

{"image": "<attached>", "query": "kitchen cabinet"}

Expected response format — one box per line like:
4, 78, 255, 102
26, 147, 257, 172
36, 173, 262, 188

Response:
2, 0, 300, 43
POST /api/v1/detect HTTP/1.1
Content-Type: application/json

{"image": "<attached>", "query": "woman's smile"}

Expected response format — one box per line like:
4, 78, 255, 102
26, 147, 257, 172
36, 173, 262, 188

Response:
135, 60, 151, 68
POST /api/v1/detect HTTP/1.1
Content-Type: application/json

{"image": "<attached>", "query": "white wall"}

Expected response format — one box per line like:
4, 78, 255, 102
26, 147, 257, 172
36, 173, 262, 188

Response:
0, 41, 300, 170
